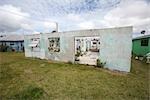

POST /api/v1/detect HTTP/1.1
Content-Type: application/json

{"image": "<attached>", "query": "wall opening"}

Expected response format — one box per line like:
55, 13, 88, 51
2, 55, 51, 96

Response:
75, 36, 100, 65
48, 37, 60, 52
29, 38, 40, 52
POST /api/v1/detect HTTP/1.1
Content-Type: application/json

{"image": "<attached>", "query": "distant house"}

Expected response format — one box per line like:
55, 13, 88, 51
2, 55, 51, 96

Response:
132, 35, 150, 56
0, 34, 24, 52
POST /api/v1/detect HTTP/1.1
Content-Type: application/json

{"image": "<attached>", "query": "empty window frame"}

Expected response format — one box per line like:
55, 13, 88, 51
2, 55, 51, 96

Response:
29, 38, 40, 51
48, 37, 60, 52
141, 38, 148, 46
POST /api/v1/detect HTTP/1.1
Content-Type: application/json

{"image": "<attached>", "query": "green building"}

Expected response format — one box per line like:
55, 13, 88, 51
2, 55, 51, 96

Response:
132, 35, 150, 56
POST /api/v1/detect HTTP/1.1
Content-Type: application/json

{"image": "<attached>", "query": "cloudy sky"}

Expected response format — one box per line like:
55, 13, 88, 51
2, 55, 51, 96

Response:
0, 0, 150, 37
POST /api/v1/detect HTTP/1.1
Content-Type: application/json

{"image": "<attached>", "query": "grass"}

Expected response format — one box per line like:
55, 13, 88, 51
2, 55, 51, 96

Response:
0, 52, 149, 100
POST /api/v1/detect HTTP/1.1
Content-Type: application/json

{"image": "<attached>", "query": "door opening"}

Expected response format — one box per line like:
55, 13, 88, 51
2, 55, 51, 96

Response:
75, 36, 100, 65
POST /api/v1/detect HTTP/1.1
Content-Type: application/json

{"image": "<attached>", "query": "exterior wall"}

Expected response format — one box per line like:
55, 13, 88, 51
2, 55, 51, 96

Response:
132, 38, 150, 56
99, 27, 132, 72
24, 34, 41, 58
44, 33, 75, 62
25, 26, 132, 72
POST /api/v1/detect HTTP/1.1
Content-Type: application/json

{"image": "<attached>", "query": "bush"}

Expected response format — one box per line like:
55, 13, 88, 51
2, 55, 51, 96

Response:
75, 51, 81, 57
67, 61, 73, 64
96, 59, 106, 68
0, 45, 8, 52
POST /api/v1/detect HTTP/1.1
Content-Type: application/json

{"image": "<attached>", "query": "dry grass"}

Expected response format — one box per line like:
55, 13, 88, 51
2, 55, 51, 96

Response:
0, 52, 149, 100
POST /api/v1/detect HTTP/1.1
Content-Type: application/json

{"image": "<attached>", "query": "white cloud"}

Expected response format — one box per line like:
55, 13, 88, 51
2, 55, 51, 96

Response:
103, 0, 150, 34
0, 5, 30, 32
0, 0, 150, 37
67, 13, 84, 22
0, 4, 58, 33
21, 23, 33, 31
43, 21, 57, 32
78, 21, 95, 29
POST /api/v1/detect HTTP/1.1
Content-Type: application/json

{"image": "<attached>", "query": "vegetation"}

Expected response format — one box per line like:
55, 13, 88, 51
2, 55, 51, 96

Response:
67, 61, 73, 64
96, 59, 106, 68
75, 51, 81, 57
0, 45, 8, 52
12, 86, 44, 100
75, 51, 81, 61
0, 52, 149, 100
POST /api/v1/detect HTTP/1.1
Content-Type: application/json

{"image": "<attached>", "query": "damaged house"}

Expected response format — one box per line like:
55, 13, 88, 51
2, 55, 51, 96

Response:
24, 26, 132, 72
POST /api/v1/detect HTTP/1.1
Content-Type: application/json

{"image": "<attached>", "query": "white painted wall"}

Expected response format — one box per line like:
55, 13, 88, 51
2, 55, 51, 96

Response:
99, 27, 132, 72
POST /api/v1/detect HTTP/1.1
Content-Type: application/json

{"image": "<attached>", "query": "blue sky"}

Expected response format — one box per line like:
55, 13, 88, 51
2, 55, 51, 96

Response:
0, 0, 150, 37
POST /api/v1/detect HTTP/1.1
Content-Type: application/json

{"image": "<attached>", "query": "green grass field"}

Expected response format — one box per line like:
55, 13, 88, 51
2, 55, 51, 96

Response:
0, 52, 149, 100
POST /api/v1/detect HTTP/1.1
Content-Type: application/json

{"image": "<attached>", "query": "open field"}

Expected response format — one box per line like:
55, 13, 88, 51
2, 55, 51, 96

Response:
0, 52, 149, 100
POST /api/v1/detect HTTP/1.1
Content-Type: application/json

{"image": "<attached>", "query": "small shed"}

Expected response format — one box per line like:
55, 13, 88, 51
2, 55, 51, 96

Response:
132, 35, 150, 56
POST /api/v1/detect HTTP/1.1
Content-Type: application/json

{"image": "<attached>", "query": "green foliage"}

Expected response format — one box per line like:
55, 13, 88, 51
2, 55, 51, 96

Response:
75, 51, 81, 57
96, 59, 106, 68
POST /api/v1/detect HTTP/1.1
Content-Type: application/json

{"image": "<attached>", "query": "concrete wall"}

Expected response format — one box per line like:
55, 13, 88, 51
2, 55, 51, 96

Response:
24, 26, 132, 72
99, 27, 132, 72
24, 34, 41, 58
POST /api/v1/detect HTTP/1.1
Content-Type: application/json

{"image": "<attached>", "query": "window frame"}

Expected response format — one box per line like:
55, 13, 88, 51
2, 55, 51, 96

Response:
30, 38, 40, 52
141, 38, 148, 46
48, 37, 60, 52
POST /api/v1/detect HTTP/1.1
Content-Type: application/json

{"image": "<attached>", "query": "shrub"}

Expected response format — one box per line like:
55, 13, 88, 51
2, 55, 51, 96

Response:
75, 56, 80, 61
96, 59, 106, 68
0, 45, 8, 52
75, 51, 81, 57
67, 61, 73, 64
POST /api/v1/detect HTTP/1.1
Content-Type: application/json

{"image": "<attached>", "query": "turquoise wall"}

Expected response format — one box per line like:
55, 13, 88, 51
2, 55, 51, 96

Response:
132, 38, 150, 56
